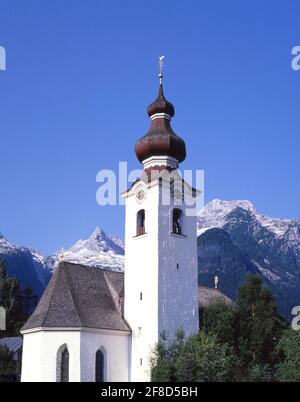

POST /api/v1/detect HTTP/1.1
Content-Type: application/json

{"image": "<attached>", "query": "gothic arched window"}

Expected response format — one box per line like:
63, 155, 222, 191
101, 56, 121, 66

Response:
95, 349, 105, 382
172, 208, 183, 235
60, 348, 69, 382
137, 209, 145, 236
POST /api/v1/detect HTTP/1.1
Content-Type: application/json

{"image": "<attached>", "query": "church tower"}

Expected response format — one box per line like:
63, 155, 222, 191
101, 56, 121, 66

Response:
122, 65, 199, 381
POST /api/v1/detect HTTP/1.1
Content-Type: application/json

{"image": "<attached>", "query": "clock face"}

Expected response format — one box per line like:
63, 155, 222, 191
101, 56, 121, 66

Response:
135, 184, 146, 203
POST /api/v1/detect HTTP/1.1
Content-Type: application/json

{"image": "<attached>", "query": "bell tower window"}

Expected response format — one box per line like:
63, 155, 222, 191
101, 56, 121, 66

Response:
137, 209, 145, 236
172, 208, 183, 235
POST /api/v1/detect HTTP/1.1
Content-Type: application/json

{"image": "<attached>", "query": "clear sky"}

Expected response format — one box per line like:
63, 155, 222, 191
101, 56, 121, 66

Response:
0, 0, 299, 255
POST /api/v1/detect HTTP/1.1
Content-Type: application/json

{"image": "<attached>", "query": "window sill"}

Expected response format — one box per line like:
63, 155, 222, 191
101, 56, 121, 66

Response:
133, 233, 148, 239
170, 232, 187, 238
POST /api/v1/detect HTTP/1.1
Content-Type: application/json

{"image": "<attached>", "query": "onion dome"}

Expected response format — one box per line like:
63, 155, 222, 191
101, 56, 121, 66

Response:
147, 84, 175, 118
135, 82, 186, 164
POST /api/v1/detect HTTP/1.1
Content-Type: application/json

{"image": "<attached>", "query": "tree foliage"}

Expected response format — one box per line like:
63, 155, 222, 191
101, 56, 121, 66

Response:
235, 275, 286, 369
201, 299, 236, 347
150, 330, 234, 382
0, 345, 16, 376
0, 260, 38, 336
276, 329, 300, 382
150, 275, 295, 382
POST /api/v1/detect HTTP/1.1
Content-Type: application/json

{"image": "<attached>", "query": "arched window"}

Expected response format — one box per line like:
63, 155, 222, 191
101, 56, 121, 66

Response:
56, 344, 69, 382
136, 209, 145, 236
61, 348, 69, 382
173, 208, 183, 235
95, 349, 105, 382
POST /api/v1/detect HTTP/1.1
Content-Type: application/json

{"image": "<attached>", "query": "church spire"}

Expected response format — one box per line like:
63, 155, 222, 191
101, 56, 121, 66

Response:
147, 56, 175, 119
134, 57, 186, 166
147, 81, 175, 120
159, 55, 164, 85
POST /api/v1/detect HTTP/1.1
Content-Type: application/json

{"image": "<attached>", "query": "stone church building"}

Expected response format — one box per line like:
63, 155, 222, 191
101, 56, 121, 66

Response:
20, 72, 229, 382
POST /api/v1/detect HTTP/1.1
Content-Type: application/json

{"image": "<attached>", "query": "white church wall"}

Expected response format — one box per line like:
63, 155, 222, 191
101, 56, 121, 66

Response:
21, 330, 81, 382
124, 181, 160, 381
21, 328, 130, 382
158, 186, 199, 340
123, 178, 199, 382
80, 330, 130, 382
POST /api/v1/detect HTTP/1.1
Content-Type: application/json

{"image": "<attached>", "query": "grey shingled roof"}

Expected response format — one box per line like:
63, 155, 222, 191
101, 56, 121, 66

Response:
198, 286, 233, 309
22, 262, 232, 332
0, 337, 22, 353
21, 262, 129, 332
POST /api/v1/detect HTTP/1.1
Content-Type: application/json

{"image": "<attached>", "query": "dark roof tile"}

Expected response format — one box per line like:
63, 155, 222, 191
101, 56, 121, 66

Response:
198, 286, 233, 309
22, 262, 232, 332
22, 262, 130, 332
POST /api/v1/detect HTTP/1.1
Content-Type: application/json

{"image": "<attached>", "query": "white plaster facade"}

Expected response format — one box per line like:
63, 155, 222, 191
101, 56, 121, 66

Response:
21, 328, 130, 382
122, 165, 199, 382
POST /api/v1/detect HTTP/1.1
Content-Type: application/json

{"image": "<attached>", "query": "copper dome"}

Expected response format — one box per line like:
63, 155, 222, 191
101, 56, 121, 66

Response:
135, 83, 186, 164
147, 84, 175, 118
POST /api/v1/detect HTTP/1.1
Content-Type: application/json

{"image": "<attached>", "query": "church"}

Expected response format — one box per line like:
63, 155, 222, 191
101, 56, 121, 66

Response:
20, 68, 227, 382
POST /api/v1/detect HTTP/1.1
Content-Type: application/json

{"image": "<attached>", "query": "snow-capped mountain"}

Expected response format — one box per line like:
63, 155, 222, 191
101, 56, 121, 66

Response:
54, 227, 124, 272
197, 199, 300, 317
198, 199, 300, 242
1, 201, 299, 317
0, 233, 51, 294
0, 227, 125, 295
197, 199, 255, 234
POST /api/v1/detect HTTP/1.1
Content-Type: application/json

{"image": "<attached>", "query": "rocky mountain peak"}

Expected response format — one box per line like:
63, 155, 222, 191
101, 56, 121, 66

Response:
197, 199, 300, 317
58, 226, 124, 271
197, 199, 255, 235
90, 226, 107, 241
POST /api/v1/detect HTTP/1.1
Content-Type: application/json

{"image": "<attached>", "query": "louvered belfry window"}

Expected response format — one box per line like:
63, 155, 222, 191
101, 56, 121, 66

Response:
173, 208, 183, 235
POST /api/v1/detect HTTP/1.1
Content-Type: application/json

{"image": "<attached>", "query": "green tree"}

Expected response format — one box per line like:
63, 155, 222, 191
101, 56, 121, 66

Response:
276, 329, 300, 382
0, 260, 38, 336
245, 363, 274, 382
150, 330, 235, 382
202, 300, 237, 347
236, 275, 286, 369
21, 286, 38, 318
175, 332, 235, 382
0, 345, 16, 377
150, 330, 185, 382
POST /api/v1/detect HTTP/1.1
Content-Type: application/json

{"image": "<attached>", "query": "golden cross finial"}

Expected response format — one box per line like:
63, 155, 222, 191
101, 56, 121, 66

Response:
158, 55, 165, 84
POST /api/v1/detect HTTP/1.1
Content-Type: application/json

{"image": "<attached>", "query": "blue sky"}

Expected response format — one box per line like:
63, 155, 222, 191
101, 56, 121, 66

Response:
0, 0, 299, 255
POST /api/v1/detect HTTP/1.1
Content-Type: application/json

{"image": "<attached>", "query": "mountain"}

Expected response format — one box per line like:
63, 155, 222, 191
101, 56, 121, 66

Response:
0, 233, 51, 295
57, 226, 124, 271
1, 201, 299, 318
197, 199, 300, 317
0, 227, 125, 295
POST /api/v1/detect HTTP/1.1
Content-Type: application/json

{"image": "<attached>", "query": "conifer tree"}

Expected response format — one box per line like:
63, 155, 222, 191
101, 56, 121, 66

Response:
276, 329, 300, 382
236, 275, 286, 370
0, 260, 38, 336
